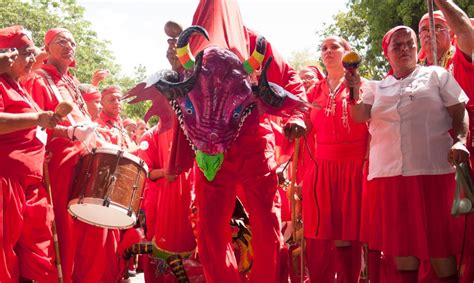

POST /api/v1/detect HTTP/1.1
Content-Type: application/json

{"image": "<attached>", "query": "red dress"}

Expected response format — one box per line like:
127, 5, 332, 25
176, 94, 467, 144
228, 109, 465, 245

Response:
138, 125, 196, 283
0, 74, 56, 282
303, 80, 368, 241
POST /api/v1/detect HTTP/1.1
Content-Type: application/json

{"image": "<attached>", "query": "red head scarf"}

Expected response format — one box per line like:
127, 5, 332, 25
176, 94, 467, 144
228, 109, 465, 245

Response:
81, 89, 101, 102
419, 10, 447, 29
123, 118, 137, 128
101, 85, 122, 99
0, 25, 33, 49
44, 28, 72, 46
190, 0, 250, 60
382, 25, 416, 57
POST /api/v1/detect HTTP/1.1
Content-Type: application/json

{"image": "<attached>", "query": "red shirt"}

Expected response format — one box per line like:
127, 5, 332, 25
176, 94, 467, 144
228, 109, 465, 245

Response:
24, 64, 91, 167
137, 125, 173, 191
96, 111, 133, 150
0, 74, 45, 179
450, 47, 474, 122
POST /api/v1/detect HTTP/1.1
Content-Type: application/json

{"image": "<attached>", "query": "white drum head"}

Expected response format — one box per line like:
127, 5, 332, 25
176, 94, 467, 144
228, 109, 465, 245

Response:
68, 197, 136, 229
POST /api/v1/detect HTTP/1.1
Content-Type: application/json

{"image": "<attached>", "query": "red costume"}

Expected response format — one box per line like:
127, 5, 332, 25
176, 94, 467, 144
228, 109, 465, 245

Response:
0, 25, 56, 283
138, 125, 196, 282
25, 59, 107, 283
188, 1, 306, 282
419, 12, 474, 283
0, 73, 56, 282
303, 80, 368, 282
96, 111, 133, 149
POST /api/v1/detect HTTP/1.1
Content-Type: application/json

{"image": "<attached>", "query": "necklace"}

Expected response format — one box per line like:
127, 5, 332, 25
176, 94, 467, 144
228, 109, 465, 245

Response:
62, 75, 91, 120
324, 79, 343, 117
324, 78, 351, 130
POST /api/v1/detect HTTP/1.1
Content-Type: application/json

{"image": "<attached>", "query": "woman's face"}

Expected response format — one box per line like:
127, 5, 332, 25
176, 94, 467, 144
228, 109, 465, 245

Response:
10, 44, 36, 79
321, 37, 347, 68
386, 29, 418, 74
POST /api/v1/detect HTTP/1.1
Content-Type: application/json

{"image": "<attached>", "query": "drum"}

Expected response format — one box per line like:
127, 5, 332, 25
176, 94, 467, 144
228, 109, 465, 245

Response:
68, 147, 148, 229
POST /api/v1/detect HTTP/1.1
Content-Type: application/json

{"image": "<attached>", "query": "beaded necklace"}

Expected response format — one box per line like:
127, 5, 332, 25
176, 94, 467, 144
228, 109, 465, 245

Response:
62, 74, 91, 120
324, 79, 350, 130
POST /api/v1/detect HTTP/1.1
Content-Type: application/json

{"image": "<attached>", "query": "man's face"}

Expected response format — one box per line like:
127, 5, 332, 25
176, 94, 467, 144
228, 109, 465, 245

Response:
11, 44, 36, 78
46, 32, 76, 67
299, 68, 319, 91
135, 123, 147, 140
101, 92, 122, 117
419, 19, 451, 55
387, 29, 418, 73
125, 124, 137, 138
86, 98, 102, 121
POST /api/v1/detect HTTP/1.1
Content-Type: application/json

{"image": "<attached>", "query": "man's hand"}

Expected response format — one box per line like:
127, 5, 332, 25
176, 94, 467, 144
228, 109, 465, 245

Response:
166, 38, 183, 71
67, 122, 97, 143
91, 69, 109, 86
284, 121, 307, 140
37, 111, 62, 129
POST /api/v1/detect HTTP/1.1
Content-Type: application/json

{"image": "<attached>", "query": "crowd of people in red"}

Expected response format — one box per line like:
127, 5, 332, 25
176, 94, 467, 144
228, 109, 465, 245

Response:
1, 0, 473, 282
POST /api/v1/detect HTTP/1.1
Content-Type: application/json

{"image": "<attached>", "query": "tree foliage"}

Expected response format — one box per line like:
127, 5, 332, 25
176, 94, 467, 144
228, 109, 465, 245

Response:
319, 0, 473, 79
288, 48, 320, 71
1, 0, 151, 122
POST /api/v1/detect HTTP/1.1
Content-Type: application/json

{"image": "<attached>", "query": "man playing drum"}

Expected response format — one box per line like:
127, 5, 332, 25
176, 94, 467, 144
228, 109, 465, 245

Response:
24, 28, 107, 283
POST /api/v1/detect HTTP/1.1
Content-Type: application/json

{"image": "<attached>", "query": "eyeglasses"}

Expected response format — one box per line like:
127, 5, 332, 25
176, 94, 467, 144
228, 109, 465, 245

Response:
419, 26, 448, 36
52, 39, 76, 49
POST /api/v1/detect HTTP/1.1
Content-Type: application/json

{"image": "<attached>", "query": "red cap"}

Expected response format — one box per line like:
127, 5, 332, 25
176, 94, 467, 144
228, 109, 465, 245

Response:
101, 85, 122, 98
419, 11, 447, 29
123, 118, 137, 128
0, 25, 33, 49
382, 25, 415, 57
82, 89, 101, 102
44, 28, 72, 46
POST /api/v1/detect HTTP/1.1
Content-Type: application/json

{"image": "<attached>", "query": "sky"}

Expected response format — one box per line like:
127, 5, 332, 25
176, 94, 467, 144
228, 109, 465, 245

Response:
78, 0, 349, 77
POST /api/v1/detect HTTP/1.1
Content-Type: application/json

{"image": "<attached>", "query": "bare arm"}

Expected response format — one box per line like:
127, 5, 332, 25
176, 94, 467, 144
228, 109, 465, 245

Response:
435, 0, 473, 60
344, 69, 372, 123
0, 111, 61, 134
447, 102, 469, 164
149, 168, 177, 182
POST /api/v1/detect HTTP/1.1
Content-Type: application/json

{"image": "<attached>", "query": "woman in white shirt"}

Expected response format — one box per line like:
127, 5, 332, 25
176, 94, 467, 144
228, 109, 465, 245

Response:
348, 25, 468, 282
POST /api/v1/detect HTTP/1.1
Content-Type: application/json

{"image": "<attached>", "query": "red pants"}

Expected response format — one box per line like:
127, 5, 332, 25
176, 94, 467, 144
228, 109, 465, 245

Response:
47, 159, 118, 283
0, 176, 56, 282
194, 144, 282, 283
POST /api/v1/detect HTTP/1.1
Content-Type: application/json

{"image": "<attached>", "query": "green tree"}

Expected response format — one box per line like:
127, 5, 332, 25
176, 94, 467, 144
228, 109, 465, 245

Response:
1, 0, 121, 83
288, 48, 320, 71
1, 0, 155, 122
320, 0, 473, 79
120, 64, 159, 126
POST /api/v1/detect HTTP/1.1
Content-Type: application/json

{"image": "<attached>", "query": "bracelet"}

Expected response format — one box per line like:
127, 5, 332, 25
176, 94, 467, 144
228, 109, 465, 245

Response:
71, 125, 78, 141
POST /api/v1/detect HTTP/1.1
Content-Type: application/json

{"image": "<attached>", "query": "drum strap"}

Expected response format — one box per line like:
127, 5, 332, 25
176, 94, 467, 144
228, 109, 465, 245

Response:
38, 69, 77, 126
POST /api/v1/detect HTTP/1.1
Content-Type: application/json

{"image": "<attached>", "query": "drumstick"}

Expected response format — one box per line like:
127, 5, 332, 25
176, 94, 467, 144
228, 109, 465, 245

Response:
41, 101, 74, 130
43, 163, 64, 283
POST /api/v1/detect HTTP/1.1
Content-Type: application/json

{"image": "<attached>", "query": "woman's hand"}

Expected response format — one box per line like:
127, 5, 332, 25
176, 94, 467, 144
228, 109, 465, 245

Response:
449, 141, 470, 165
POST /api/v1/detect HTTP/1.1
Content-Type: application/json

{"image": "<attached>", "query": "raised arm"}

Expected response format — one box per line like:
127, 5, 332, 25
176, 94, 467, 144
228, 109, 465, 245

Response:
435, 0, 474, 59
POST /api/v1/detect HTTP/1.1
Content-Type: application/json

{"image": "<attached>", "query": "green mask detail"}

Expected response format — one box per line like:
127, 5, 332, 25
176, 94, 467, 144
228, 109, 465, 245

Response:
195, 150, 224, 181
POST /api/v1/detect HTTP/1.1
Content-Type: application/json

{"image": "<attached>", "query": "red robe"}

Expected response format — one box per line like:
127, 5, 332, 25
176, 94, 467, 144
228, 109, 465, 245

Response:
0, 74, 56, 282
187, 1, 306, 282
138, 125, 196, 282
25, 64, 109, 283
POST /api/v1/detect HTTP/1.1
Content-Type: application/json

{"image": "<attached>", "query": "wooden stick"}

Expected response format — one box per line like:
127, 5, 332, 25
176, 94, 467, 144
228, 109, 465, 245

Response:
287, 137, 304, 282
43, 164, 64, 283
426, 0, 438, 65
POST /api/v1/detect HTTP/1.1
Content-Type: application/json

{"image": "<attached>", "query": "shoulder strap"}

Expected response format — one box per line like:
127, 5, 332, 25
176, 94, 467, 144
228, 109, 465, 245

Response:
37, 69, 76, 126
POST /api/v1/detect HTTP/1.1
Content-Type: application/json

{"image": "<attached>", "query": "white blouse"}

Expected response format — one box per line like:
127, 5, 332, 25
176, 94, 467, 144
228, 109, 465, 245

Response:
362, 65, 468, 180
